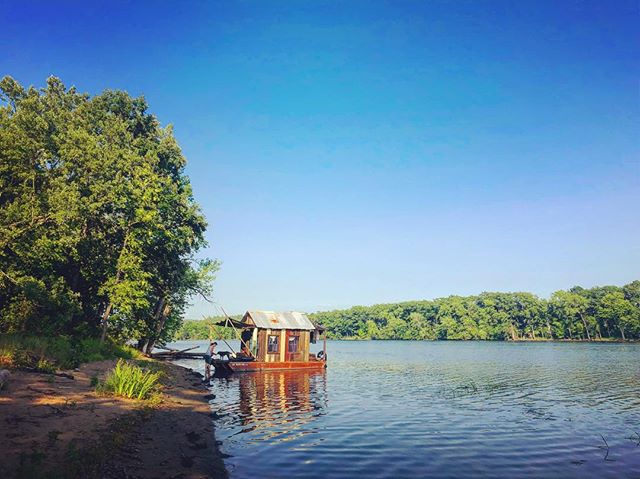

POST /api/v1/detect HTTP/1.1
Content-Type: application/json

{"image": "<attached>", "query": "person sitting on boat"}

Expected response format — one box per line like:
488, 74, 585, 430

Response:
233, 346, 251, 361
204, 341, 217, 380
234, 329, 253, 360
241, 330, 252, 350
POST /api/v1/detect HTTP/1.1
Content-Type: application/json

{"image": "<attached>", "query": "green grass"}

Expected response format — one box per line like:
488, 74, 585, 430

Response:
97, 359, 161, 400
0, 335, 142, 371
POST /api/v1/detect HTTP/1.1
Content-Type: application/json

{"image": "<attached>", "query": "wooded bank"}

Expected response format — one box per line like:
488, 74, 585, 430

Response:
308, 281, 640, 341
0, 76, 216, 352
177, 283, 640, 343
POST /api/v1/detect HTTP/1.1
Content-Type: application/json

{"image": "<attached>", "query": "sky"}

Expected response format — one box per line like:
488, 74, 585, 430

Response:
1, 1, 638, 316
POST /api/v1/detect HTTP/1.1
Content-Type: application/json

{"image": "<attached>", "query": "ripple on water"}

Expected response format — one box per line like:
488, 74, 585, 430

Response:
170, 340, 640, 479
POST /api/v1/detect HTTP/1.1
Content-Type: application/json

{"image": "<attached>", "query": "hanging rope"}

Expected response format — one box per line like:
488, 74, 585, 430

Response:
220, 306, 254, 358
203, 300, 255, 358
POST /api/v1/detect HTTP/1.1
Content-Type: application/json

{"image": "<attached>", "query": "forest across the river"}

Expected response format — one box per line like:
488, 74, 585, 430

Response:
179, 281, 640, 342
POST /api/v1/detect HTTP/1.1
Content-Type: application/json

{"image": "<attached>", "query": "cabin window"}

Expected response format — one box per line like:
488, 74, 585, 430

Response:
288, 335, 299, 353
267, 335, 279, 354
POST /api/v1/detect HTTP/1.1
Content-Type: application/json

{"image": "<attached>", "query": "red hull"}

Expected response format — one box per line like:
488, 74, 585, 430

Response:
213, 359, 326, 373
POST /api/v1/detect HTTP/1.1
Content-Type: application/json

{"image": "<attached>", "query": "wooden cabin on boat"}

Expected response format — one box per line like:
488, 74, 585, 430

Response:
211, 311, 327, 374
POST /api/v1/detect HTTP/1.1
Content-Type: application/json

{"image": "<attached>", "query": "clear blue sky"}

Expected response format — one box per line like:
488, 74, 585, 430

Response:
2, 1, 638, 316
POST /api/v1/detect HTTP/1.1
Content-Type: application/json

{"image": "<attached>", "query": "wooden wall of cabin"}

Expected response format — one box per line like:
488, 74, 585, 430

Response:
257, 329, 266, 362
287, 330, 310, 362
281, 330, 287, 362
255, 329, 312, 362
302, 330, 310, 361
257, 328, 284, 363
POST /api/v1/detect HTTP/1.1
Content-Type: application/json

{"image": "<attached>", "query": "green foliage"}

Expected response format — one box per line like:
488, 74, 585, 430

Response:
173, 316, 237, 340
0, 334, 141, 370
0, 76, 216, 352
98, 359, 160, 400
597, 291, 638, 340
310, 281, 640, 341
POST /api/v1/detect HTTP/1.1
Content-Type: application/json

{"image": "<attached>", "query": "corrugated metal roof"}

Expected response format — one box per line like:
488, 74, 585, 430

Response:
244, 311, 317, 330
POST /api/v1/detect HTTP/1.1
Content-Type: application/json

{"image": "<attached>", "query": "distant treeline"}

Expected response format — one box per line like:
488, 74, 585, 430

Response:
308, 281, 640, 341
174, 317, 236, 341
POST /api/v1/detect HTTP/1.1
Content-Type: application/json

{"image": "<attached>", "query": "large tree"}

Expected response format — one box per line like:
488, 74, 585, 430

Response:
549, 291, 592, 340
0, 76, 215, 347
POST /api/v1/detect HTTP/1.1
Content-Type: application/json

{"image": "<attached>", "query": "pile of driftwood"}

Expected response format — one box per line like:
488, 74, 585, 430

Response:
151, 346, 205, 360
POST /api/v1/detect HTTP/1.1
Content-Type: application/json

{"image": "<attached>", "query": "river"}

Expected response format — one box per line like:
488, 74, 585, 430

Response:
167, 340, 640, 478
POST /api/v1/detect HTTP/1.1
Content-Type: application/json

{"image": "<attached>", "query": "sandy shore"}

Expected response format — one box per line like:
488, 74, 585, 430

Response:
0, 359, 227, 479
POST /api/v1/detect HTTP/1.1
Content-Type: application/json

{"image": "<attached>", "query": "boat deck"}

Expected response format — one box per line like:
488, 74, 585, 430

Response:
212, 358, 327, 375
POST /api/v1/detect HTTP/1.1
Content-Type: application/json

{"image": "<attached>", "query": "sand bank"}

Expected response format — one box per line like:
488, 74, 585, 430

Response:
0, 359, 226, 479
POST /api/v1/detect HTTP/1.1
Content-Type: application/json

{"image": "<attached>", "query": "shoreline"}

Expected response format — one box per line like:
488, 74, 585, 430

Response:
341, 338, 640, 343
0, 359, 227, 479
176, 336, 639, 343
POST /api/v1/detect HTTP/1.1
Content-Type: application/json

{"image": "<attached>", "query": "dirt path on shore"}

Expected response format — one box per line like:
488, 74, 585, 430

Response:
0, 360, 226, 479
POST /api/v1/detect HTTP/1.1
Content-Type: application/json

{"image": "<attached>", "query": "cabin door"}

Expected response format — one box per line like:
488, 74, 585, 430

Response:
285, 331, 301, 362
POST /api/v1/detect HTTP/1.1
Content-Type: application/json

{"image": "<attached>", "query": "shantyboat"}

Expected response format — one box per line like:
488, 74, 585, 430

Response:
210, 311, 327, 375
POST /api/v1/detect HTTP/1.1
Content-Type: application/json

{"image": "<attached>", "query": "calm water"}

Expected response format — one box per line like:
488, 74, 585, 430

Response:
168, 340, 640, 478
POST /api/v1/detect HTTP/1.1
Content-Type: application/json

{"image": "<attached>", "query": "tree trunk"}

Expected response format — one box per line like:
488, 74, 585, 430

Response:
100, 302, 113, 342
99, 232, 129, 342
595, 324, 602, 340
579, 313, 591, 341
141, 298, 166, 352
70, 222, 89, 292
619, 326, 626, 341
145, 299, 171, 355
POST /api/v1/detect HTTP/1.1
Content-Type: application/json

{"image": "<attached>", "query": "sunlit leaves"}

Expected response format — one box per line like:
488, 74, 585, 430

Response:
311, 282, 640, 341
0, 76, 215, 345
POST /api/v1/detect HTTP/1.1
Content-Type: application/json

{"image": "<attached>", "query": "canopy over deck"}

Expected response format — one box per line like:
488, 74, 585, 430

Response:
211, 316, 250, 329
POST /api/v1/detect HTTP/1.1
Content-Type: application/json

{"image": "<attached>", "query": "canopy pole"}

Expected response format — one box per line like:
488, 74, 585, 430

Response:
201, 313, 235, 354
323, 330, 327, 360
217, 316, 237, 355
221, 307, 254, 358
202, 315, 236, 354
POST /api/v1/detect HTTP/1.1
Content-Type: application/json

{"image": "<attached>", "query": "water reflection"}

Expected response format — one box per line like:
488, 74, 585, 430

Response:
214, 370, 327, 445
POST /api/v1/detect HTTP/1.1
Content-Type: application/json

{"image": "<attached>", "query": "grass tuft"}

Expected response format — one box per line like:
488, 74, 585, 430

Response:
97, 359, 161, 400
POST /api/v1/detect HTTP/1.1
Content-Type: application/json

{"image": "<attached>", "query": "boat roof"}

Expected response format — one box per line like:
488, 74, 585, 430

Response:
243, 310, 317, 331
